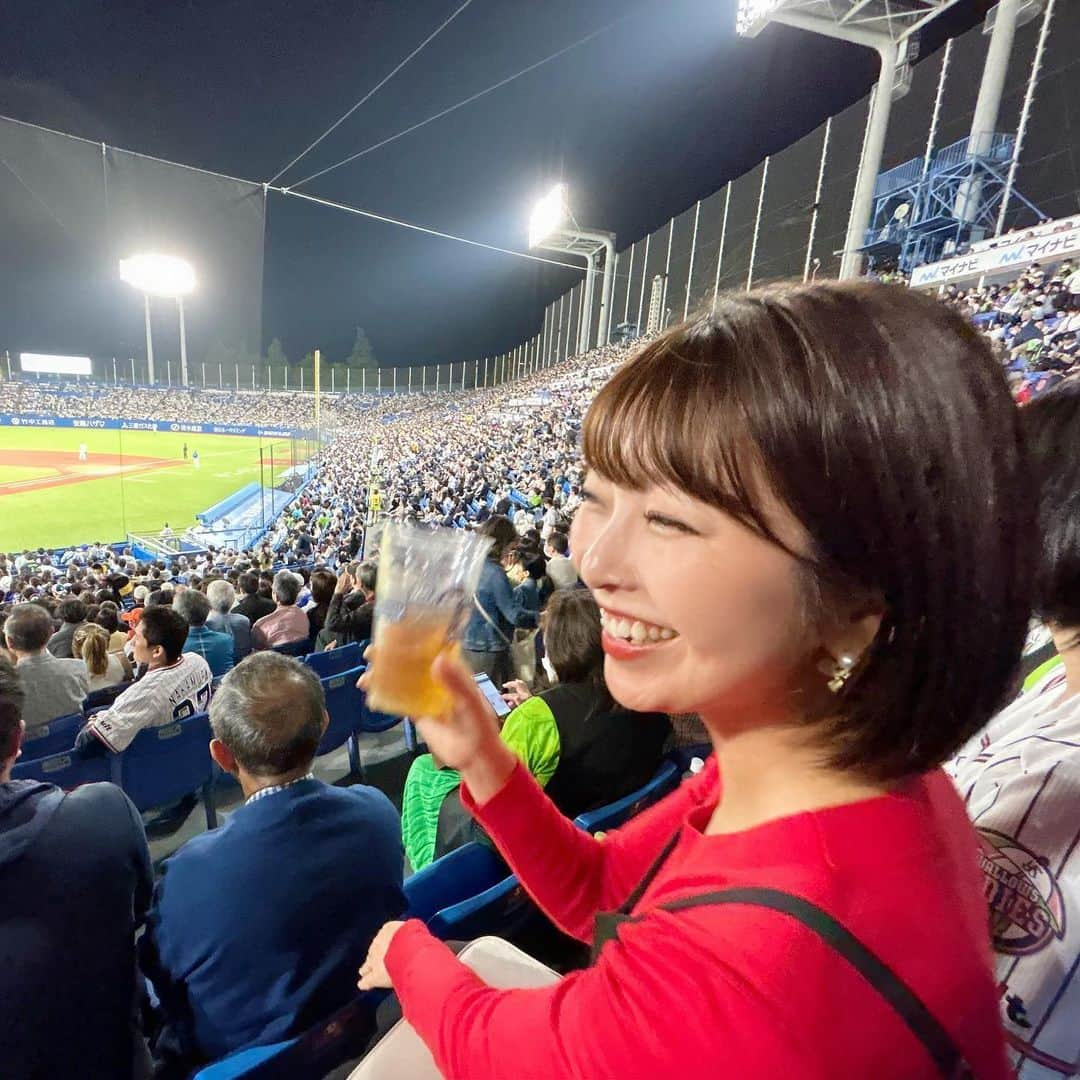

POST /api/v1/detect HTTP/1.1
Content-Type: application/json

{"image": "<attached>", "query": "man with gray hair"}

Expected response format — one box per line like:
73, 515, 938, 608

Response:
250, 570, 309, 651
205, 579, 252, 663
4, 603, 88, 735
140, 653, 403, 1068
173, 588, 233, 678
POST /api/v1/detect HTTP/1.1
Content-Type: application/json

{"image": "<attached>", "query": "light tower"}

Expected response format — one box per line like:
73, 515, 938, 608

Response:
736, 1, 965, 279
529, 184, 617, 352
119, 254, 197, 385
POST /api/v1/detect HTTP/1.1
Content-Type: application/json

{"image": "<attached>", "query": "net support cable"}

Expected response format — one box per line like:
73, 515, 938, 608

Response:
267, 0, 476, 185
288, 14, 627, 190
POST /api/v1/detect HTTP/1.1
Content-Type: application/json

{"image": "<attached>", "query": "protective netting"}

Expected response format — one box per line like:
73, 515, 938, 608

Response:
0, 116, 265, 382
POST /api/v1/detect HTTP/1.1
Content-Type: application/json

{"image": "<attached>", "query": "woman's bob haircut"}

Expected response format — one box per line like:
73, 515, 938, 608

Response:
583, 281, 1035, 781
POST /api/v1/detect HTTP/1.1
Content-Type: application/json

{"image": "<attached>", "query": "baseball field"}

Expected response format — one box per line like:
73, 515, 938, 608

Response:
0, 426, 300, 552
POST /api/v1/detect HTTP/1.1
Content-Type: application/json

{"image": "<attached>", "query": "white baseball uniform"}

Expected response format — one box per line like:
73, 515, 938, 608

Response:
946, 666, 1080, 1077
86, 653, 212, 752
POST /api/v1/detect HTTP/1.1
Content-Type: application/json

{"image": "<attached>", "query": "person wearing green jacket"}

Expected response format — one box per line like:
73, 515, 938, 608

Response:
401, 588, 670, 871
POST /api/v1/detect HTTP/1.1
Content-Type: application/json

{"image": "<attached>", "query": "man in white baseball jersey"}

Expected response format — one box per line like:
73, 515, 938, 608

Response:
77, 605, 212, 754
946, 383, 1080, 1078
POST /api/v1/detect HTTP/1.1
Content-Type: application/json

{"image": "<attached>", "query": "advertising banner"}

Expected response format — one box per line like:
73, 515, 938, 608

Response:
910, 220, 1080, 288
0, 415, 306, 439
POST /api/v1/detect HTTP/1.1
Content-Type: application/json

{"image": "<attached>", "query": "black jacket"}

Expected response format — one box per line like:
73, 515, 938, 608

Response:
0, 780, 152, 1078
323, 592, 375, 646
235, 593, 276, 625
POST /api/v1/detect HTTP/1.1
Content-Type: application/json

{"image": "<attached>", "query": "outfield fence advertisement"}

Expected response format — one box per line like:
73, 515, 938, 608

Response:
0, 415, 307, 439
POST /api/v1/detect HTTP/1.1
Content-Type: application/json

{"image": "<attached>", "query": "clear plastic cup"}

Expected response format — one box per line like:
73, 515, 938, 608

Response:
367, 523, 492, 718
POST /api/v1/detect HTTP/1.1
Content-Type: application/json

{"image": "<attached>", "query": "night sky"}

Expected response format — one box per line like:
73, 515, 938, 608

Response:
3, 0, 993, 368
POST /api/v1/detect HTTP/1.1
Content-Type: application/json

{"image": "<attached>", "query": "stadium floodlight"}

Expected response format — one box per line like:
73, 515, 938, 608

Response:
118, 253, 196, 298
528, 183, 569, 250
735, 1, 965, 278
119, 254, 197, 387
528, 184, 616, 352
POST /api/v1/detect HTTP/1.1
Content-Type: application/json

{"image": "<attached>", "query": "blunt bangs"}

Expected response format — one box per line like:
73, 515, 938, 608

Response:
582, 320, 793, 553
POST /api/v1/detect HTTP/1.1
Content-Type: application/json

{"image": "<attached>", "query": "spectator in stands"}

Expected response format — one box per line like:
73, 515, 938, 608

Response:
93, 601, 130, 653
544, 531, 578, 590
539, 497, 562, 542
77, 606, 212, 753
205, 579, 252, 663
174, 588, 234, 678
47, 596, 87, 658
321, 562, 376, 649
357, 283, 1030, 1077
234, 570, 274, 625
946, 381, 1080, 1074
251, 570, 309, 650
72, 623, 129, 693
0, 655, 153, 1079
512, 553, 548, 621
463, 516, 536, 684
306, 568, 337, 644
121, 584, 150, 633
402, 588, 670, 870
4, 603, 88, 735
141, 653, 404, 1068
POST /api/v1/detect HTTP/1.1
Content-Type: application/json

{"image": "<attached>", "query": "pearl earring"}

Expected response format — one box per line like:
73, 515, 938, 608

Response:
827, 654, 857, 694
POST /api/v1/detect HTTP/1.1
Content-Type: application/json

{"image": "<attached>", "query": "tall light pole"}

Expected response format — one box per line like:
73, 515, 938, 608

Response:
736, 1, 964, 279
529, 183, 617, 351
119, 254, 197, 384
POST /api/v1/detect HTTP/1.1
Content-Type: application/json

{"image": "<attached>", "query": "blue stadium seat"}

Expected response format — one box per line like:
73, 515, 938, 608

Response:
304, 641, 361, 677
573, 760, 681, 834
403, 841, 507, 924
191, 992, 379, 1079
109, 711, 218, 829
12, 749, 109, 788
427, 871, 538, 943
408, 764, 685, 943
190, 1039, 299, 1080
20, 712, 84, 759
664, 743, 713, 777
317, 666, 366, 775
83, 683, 129, 713
358, 686, 400, 735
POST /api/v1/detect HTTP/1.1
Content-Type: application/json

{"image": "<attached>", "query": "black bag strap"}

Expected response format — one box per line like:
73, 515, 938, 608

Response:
616, 829, 682, 916
614, 886, 970, 1079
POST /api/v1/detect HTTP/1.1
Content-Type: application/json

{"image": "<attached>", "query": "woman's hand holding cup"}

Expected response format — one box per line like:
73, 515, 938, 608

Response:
359, 647, 517, 804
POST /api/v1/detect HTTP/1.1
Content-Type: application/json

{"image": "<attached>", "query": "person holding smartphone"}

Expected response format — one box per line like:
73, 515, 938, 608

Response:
356, 283, 1027, 1078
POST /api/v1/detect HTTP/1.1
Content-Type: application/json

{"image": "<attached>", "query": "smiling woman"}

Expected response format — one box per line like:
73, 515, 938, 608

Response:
357, 281, 1033, 1080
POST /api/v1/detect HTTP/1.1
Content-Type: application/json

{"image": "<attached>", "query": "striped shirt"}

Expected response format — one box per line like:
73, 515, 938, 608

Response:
86, 653, 212, 752
946, 668, 1080, 1078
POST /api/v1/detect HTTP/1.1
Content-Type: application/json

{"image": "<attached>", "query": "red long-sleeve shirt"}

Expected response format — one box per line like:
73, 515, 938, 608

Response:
386, 758, 1009, 1079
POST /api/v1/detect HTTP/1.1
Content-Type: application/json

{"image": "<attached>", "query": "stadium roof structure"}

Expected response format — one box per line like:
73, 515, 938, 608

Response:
736, 1, 967, 42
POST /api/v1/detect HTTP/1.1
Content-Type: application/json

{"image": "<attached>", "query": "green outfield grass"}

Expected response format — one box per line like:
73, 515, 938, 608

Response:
0, 426, 304, 551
